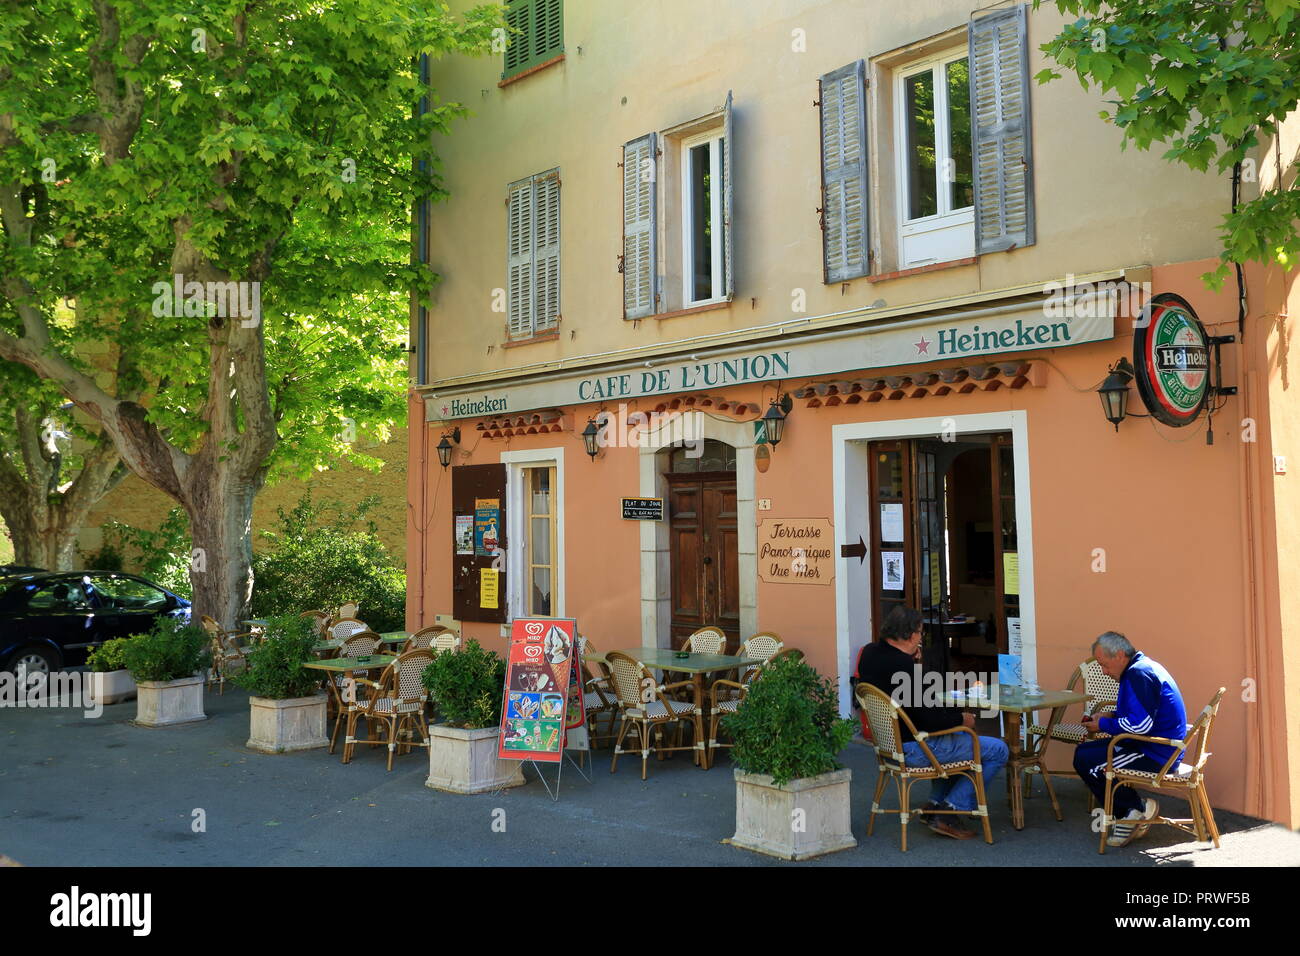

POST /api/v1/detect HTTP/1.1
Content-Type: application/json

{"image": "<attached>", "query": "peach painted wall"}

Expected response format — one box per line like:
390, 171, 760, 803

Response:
408, 261, 1295, 822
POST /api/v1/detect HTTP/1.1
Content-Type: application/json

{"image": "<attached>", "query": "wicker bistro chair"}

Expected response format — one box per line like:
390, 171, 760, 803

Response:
575, 637, 619, 748
855, 682, 994, 851
404, 625, 460, 653
1097, 687, 1227, 855
606, 651, 702, 779
737, 632, 783, 682
337, 602, 360, 620
200, 615, 256, 695
1027, 658, 1119, 753
665, 626, 728, 699
343, 650, 434, 771
328, 617, 369, 642
327, 631, 382, 753
300, 611, 331, 639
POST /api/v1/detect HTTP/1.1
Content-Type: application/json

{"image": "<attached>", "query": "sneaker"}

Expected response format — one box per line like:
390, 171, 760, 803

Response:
916, 801, 942, 826
1107, 798, 1159, 847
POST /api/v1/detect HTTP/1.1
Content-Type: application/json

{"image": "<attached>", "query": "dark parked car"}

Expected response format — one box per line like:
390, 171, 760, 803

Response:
0, 565, 47, 576
0, 571, 191, 677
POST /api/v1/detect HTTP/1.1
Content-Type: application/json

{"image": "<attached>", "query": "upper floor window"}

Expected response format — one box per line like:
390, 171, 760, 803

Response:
506, 169, 561, 339
895, 50, 975, 268
682, 129, 728, 306
503, 0, 564, 81
622, 92, 735, 319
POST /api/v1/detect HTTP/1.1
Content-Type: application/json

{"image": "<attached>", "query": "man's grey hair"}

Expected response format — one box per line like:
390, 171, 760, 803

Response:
1092, 631, 1135, 658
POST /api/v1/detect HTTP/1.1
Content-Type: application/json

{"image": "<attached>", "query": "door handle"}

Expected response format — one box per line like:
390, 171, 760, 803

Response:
703, 556, 712, 565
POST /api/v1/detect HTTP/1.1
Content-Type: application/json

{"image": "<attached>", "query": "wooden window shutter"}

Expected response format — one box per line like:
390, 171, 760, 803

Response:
451, 463, 508, 624
819, 59, 870, 283
623, 133, 657, 320
540, 0, 563, 59
722, 90, 735, 300
503, 0, 532, 76
534, 170, 561, 332
969, 3, 1036, 254
507, 175, 535, 338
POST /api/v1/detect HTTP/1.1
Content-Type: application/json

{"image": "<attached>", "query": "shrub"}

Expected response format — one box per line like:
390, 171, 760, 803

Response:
251, 493, 406, 631
722, 655, 856, 787
420, 640, 506, 729
87, 509, 192, 598
121, 616, 210, 683
86, 637, 133, 672
232, 614, 321, 700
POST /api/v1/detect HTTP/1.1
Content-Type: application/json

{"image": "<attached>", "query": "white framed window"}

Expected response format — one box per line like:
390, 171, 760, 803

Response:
501, 448, 565, 622
680, 127, 728, 306
895, 49, 974, 269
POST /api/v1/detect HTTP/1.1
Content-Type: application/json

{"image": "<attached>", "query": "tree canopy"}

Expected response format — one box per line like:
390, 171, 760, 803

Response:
1034, 0, 1300, 287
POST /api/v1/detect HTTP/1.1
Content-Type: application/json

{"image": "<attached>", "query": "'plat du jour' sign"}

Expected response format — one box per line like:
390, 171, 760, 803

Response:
758, 518, 834, 586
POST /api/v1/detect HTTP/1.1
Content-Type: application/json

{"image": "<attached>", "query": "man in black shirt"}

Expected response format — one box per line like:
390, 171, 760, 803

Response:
857, 606, 1008, 840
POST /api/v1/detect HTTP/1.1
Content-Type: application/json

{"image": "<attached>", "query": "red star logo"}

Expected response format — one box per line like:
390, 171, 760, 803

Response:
441, 404, 449, 416
915, 336, 931, 354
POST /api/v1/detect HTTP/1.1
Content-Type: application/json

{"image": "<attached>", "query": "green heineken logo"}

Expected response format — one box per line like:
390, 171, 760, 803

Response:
1134, 293, 1209, 427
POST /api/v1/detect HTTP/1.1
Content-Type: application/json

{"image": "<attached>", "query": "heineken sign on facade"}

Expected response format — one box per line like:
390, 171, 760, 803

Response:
427, 293, 1117, 421
1134, 293, 1210, 427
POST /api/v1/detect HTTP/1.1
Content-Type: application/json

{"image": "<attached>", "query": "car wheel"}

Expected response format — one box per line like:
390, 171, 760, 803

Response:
6, 645, 60, 683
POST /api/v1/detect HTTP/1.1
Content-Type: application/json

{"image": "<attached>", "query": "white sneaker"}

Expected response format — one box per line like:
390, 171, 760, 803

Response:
1107, 798, 1159, 847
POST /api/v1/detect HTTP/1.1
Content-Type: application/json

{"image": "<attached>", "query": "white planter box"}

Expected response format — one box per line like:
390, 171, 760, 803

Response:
426, 724, 526, 794
730, 768, 857, 861
134, 675, 207, 727
88, 669, 137, 705
247, 694, 328, 753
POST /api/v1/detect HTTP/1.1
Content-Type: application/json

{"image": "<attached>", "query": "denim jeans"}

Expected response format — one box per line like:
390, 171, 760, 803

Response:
902, 732, 1009, 812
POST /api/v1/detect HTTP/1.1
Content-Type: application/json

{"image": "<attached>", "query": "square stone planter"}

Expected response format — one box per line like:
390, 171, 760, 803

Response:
89, 669, 137, 705
134, 675, 206, 727
247, 693, 328, 753
730, 768, 857, 860
426, 724, 526, 794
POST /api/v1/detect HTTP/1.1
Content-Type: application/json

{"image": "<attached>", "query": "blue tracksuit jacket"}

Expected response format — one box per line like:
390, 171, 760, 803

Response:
1096, 652, 1188, 765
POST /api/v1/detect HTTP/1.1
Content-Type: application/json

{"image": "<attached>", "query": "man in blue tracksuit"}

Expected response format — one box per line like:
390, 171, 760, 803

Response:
1073, 631, 1188, 847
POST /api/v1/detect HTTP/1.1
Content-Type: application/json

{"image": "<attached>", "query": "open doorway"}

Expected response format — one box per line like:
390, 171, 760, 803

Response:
866, 433, 1019, 676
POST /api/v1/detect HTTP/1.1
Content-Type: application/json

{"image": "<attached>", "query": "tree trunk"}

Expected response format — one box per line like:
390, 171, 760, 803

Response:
181, 465, 263, 629
3, 508, 83, 570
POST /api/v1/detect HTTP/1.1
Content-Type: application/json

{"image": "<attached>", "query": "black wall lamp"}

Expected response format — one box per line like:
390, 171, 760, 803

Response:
436, 427, 461, 468
759, 393, 794, 448
1097, 358, 1137, 431
581, 417, 601, 460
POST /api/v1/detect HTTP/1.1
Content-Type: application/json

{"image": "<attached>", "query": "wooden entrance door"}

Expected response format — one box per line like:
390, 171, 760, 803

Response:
667, 475, 740, 651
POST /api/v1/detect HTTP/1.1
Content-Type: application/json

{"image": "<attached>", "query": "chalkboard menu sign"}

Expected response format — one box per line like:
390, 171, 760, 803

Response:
621, 497, 664, 520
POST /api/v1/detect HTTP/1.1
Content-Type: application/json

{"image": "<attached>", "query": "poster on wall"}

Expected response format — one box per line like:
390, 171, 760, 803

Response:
1003, 552, 1020, 595
454, 515, 474, 555
479, 568, 499, 609
474, 498, 501, 557
498, 617, 578, 763
998, 653, 1023, 687
1007, 617, 1022, 655
881, 551, 905, 590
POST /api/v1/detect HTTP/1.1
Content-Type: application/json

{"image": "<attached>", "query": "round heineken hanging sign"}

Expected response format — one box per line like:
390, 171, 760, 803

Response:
1134, 293, 1210, 427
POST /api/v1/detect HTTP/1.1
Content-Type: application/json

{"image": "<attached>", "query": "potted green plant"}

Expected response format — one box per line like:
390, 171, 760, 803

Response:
85, 637, 137, 705
232, 614, 327, 753
422, 639, 524, 793
722, 655, 858, 860
122, 617, 210, 727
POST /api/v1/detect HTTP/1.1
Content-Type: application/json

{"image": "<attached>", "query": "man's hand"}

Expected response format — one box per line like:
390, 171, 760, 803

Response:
1081, 713, 1099, 734
962, 712, 976, 728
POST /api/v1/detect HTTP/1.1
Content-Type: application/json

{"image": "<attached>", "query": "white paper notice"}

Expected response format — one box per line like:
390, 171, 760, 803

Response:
882, 551, 905, 590
1007, 617, 1022, 655
880, 503, 905, 543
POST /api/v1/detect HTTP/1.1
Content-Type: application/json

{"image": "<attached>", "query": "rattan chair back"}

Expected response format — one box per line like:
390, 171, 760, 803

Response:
606, 651, 650, 709
330, 617, 369, 641
1183, 687, 1226, 771
341, 632, 380, 658
407, 625, 456, 651
684, 627, 726, 655
300, 611, 330, 638
1080, 658, 1119, 716
338, 602, 360, 620
742, 633, 782, 662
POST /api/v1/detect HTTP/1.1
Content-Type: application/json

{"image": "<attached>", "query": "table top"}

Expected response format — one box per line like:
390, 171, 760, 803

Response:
585, 646, 757, 674
312, 632, 409, 653
303, 655, 397, 672
943, 687, 1090, 713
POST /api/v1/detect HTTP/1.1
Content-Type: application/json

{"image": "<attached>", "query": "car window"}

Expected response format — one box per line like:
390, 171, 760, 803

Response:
25, 580, 93, 611
86, 576, 169, 611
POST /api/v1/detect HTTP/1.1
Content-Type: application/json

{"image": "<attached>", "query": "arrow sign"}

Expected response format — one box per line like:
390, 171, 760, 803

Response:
840, 536, 867, 564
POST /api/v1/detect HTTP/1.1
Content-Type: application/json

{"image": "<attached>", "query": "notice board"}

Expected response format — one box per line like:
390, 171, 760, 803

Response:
498, 617, 578, 763
451, 463, 507, 624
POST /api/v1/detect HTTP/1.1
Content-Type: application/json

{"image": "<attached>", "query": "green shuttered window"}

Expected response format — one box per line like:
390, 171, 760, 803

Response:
503, 0, 564, 80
